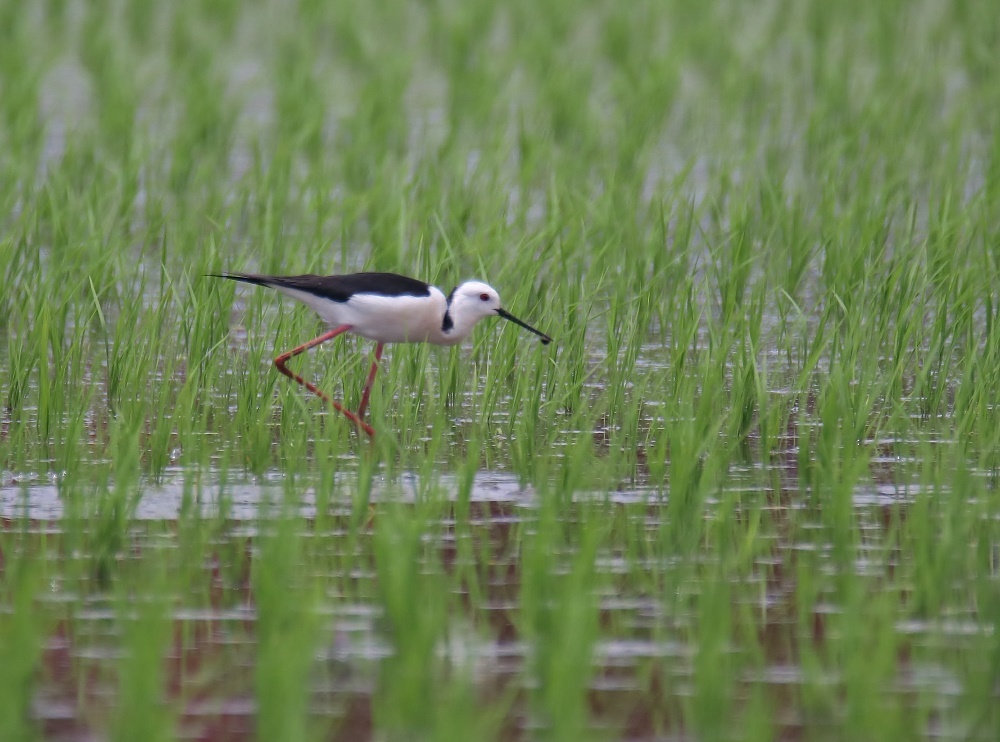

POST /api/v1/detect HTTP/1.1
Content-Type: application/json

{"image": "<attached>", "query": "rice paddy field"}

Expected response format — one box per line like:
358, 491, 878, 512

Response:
2, 0, 1000, 739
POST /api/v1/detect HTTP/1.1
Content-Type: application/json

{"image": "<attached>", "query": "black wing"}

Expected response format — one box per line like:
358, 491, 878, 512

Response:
210, 272, 432, 302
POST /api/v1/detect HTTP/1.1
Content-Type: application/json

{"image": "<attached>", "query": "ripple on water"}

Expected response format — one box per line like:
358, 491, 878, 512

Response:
2, 461, 985, 741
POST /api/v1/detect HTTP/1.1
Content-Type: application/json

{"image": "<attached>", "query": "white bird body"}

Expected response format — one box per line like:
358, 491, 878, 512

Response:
269, 284, 456, 344
211, 270, 551, 438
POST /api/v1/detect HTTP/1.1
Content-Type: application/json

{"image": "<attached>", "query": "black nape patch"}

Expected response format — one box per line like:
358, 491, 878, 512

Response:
441, 285, 457, 332
213, 272, 432, 303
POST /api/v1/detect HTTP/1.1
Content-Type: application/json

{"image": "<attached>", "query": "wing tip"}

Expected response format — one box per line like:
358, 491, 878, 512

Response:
206, 272, 269, 285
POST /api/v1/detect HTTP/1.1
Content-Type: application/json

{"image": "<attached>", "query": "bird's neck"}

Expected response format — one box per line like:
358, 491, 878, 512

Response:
437, 297, 477, 346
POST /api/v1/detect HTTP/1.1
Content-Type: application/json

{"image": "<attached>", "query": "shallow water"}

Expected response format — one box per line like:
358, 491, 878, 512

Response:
1, 462, 978, 741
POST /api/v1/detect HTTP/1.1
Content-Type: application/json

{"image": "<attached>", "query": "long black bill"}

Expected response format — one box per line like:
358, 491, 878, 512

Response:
497, 308, 552, 345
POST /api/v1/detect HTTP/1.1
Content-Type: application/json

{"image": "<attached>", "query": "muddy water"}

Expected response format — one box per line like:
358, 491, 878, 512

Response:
0, 464, 970, 741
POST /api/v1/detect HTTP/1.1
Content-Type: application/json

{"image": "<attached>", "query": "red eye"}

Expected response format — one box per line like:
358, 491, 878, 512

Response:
480, 293, 490, 302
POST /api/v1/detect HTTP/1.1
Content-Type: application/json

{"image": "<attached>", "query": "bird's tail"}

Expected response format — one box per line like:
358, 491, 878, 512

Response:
207, 272, 275, 288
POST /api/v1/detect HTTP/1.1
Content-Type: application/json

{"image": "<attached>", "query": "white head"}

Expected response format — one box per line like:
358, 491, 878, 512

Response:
442, 280, 552, 345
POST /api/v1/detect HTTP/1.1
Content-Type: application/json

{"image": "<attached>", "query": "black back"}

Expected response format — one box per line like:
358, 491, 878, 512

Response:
212, 272, 432, 303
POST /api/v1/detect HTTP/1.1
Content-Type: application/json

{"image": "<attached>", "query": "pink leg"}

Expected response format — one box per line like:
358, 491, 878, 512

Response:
273, 325, 375, 438
357, 343, 384, 420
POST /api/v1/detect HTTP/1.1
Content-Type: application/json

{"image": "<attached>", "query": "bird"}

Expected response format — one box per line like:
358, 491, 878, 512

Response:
212, 271, 552, 437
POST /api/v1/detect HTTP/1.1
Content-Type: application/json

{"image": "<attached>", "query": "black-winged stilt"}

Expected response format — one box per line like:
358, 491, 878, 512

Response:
213, 271, 552, 437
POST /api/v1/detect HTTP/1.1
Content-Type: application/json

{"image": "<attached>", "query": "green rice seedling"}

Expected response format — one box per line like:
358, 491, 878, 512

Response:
520, 487, 603, 741
111, 559, 174, 742
964, 516, 1000, 739
85, 413, 144, 587
0, 542, 46, 742
687, 558, 739, 741
166, 19, 235, 193
0, 2, 44, 158
836, 584, 913, 740
371, 502, 451, 736
254, 508, 321, 742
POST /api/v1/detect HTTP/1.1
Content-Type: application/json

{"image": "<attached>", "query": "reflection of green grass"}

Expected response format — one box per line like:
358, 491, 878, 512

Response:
1, 0, 1000, 738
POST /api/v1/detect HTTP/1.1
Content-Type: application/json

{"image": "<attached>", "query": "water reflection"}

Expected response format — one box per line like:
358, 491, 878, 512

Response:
0, 465, 975, 740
